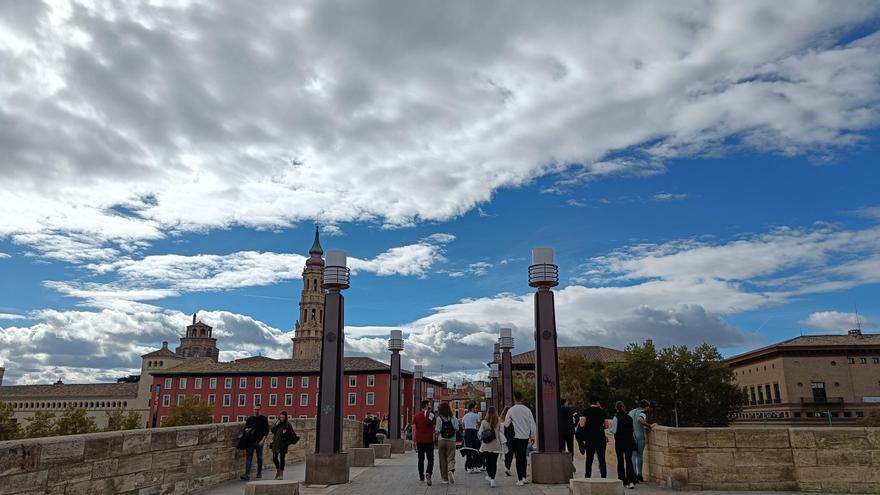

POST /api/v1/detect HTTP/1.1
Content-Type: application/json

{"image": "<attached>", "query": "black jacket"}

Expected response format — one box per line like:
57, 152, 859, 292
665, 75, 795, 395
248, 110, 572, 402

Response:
237, 414, 269, 449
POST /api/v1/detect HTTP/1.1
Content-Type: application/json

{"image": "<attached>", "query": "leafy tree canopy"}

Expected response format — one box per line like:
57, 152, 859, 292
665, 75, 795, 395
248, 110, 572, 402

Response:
161, 396, 214, 427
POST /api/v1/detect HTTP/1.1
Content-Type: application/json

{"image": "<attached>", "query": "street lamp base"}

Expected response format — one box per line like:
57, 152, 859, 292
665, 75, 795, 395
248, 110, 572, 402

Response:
389, 438, 407, 454
530, 452, 574, 484
305, 453, 350, 485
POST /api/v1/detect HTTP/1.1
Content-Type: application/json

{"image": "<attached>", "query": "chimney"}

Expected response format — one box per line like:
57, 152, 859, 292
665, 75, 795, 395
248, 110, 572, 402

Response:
162, 341, 169, 350
848, 329, 863, 337
0, 367, 5, 387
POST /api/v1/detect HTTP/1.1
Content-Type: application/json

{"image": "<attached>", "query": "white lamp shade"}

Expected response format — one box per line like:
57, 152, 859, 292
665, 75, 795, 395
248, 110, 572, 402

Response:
326, 250, 347, 267
532, 247, 554, 265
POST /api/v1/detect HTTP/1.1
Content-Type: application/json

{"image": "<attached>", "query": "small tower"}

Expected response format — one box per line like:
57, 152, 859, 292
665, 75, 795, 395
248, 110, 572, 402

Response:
292, 226, 326, 360
176, 313, 220, 361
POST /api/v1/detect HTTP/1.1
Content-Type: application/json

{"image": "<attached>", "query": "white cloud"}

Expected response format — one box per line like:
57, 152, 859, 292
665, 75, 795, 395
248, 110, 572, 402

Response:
652, 192, 688, 202
799, 311, 875, 332
0, 253, 10, 259
1, 2, 879, 260
0, 313, 24, 320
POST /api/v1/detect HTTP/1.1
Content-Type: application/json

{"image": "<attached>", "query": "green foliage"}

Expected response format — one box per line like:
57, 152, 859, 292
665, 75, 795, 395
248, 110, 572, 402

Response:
55, 405, 98, 435
559, 353, 613, 411
161, 396, 214, 427
512, 380, 536, 412
105, 408, 143, 431
24, 411, 57, 438
0, 401, 21, 441
859, 410, 880, 427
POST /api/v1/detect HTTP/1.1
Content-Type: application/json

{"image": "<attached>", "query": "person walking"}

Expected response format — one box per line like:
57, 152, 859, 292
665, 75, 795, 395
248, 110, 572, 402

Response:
478, 406, 506, 488
576, 395, 609, 478
629, 399, 657, 483
462, 402, 483, 473
238, 405, 269, 481
412, 400, 436, 485
611, 401, 636, 489
270, 411, 298, 480
499, 406, 515, 477
559, 398, 578, 472
435, 401, 460, 484
502, 391, 537, 486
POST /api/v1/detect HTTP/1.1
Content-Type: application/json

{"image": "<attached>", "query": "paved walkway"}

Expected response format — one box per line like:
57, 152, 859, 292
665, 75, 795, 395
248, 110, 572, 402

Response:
201, 450, 842, 495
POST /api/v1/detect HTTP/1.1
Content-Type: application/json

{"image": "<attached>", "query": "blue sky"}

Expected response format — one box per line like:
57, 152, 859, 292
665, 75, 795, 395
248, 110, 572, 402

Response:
1, 1, 879, 385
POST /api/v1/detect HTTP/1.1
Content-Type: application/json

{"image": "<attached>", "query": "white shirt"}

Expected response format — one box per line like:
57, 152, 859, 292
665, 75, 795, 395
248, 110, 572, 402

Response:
463, 411, 481, 430
502, 404, 537, 440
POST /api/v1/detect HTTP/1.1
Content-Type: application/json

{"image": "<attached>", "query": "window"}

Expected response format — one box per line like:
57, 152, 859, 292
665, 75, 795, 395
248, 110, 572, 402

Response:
237, 416, 246, 422
848, 357, 855, 364
223, 394, 231, 407
301, 377, 309, 388
286, 377, 293, 388
177, 395, 185, 406
859, 358, 867, 364
238, 394, 246, 407
811, 382, 827, 403
773, 383, 781, 403
180, 378, 187, 389
349, 376, 357, 387
269, 394, 277, 406
348, 393, 357, 405
270, 377, 278, 388
221, 416, 229, 423
207, 394, 215, 406
194, 378, 202, 389
285, 394, 293, 406
764, 384, 771, 404
367, 375, 375, 387
749, 386, 756, 405
300, 394, 309, 406
240, 377, 247, 388
366, 392, 374, 406
347, 415, 357, 420
255, 377, 263, 388
794, 412, 802, 418
209, 378, 217, 389
225, 377, 233, 389
162, 395, 170, 407
253, 394, 262, 406
856, 411, 865, 418
164, 378, 173, 390
873, 357, 880, 364
192, 395, 201, 403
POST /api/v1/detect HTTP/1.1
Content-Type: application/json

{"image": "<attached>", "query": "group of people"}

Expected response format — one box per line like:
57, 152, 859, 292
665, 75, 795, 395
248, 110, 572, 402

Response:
362, 413, 389, 447
563, 397, 656, 489
236, 406, 300, 481
411, 391, 537, 489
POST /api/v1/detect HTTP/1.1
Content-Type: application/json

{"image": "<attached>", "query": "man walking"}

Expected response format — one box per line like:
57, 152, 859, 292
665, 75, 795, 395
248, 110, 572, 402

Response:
577, 395, 609, 478
462, 402, 482, 473
629, 399, 657, 483
502, 391, 537, 486
559, 398, 578, 471
239, 405, 269, 481
412, 400, 436, 486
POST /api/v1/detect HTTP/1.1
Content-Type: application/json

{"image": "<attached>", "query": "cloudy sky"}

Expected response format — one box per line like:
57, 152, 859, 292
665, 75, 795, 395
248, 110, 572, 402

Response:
1, 0, 880, 385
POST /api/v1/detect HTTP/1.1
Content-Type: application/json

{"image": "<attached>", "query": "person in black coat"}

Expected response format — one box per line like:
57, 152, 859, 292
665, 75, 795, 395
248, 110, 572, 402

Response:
576, 395, 609, 478
559, 398, 578, 470
612, 401, 637, 488
239, 406, 270, 481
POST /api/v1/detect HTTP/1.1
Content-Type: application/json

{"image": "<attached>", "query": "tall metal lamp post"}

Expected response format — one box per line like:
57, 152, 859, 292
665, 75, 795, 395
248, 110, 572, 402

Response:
527, 247, 571, 484
488, 363, 500, 411
306, 250, 351, 485
388, 330, 406, 453
413, 364, 424, 410
499, 328, 514, 408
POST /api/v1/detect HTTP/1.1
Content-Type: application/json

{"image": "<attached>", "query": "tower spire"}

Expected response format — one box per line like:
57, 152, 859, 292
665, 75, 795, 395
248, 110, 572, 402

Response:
310, 224, 323, 255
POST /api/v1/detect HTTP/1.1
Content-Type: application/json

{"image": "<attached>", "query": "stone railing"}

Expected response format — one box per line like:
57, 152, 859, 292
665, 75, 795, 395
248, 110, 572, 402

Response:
0, 418, 362, 495
645, 426, 880, 493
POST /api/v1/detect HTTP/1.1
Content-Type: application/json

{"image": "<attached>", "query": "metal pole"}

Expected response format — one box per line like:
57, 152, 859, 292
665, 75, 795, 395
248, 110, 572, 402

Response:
388, 330, 404, 439
500, 328, 514, 408
315, 251, 350, 454
414, 365, 423, 409
530, 248, 561, 453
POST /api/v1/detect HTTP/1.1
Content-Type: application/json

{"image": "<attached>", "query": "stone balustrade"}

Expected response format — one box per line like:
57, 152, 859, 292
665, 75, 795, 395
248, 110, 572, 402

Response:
645, 425, 880, 493
0, 418, 362, 495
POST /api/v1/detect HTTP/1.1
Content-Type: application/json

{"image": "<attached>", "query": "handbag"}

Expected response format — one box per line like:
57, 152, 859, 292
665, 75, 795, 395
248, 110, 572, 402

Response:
480, 427, 496, 443
285, 430, 300, 445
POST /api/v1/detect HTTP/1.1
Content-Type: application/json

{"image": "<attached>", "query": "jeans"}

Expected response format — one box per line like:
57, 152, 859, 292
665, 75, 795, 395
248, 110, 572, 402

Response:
464, 429, 481, 469
504, 446, 514, 471
560, 431, 575, 454
585, 440, 607, 478
437, 439, 457, 481
272, 451, 286, 473
632, 436, 646, 478
483, 452, 499, 479
511, 438, 529, 481
615, 439, 636, 484
245, 444, 263, 476
417, 443, 434, 478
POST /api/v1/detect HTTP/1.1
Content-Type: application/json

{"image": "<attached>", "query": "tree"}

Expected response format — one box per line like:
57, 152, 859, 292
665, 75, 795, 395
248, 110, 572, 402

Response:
559, 353, 613, 411
24, 411, 57, 438
0, 401, 21, 441
512, 379, 536, 413
161, 397, 214, 427
56, 405, 98, 435
105, 408, 143, 431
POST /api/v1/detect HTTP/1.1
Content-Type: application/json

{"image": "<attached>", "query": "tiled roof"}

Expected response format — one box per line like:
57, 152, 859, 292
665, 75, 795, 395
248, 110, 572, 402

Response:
725, 331, 880, 365
142, 347, 180, 358
152, 356, 392, 375
0, 382, 138, 399
777, 333, 880, 347
510, 346, 625, 366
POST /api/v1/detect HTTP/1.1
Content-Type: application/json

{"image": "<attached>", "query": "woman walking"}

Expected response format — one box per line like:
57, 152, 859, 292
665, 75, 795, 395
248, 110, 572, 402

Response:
270, 411, 298, 480
434, 401, 460, 484
611, 401, 637, 489
499, 406, 515, 476
478, 407, 506, 488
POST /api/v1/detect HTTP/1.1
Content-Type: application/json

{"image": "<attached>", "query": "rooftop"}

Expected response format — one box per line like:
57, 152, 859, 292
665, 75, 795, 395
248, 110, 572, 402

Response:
725, 329, 880, 366
509, 345, 625, 366
0, 381, 138, 399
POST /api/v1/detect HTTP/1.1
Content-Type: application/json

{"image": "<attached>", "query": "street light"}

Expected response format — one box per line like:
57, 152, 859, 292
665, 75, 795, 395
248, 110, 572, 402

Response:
414, 364, 424, 409
529, 247, 562, 454
489, 363, 500, 411
388, 330, 404, 449
499, 328, 514, 408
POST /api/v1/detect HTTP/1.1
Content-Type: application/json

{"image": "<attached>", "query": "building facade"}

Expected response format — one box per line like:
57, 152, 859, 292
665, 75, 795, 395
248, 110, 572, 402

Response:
727, 329, 880, 425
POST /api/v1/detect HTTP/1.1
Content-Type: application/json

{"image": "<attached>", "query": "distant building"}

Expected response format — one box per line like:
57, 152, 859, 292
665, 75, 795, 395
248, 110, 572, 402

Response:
438, 381, 487, 417
727, 329, 880, 425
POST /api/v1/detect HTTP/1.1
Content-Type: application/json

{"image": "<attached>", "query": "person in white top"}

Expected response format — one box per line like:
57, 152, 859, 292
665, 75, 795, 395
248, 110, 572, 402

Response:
462, 403, 483, 472
502, 391, 537, 485
478, 406, 506, 488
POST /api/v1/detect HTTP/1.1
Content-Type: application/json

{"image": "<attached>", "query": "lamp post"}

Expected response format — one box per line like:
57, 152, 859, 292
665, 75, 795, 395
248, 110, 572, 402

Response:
499, 328, 514, 408
306, 250, 351, 485
414, 364, 423, 409
488, 363, 500, 411
528, 247, 571, 484
388, 330, 405, 453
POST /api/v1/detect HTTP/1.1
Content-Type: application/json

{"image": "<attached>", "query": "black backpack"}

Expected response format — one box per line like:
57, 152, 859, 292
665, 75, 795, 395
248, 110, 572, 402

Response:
440, 417, 456, 439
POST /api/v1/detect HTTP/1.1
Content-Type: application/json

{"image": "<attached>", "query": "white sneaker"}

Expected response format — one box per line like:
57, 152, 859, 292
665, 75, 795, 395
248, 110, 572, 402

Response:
449, 471, 454, 484
515, 480, 525, 486
485, 475, 491, 482
490, 479, 497, 488
628, 483, 635, 489
441, 479, 448, 484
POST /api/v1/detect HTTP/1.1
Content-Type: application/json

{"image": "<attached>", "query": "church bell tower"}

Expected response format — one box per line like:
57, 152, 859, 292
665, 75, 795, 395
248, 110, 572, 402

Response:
292, 226, 326, 360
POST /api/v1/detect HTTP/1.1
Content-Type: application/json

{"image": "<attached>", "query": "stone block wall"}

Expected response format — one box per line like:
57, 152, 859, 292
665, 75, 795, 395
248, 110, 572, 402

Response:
0, 419, 362, 495
645, 426, 880, 494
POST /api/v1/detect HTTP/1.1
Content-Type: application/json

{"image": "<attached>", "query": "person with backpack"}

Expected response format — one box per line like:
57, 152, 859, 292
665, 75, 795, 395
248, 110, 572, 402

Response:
502, 391, 537, 486
269, 411, 299, 480
238, 405, 269, 481
611, 401, 636, 489
412, 400, 436, 485
434, 401, 460, 484
478, 406, 505, 488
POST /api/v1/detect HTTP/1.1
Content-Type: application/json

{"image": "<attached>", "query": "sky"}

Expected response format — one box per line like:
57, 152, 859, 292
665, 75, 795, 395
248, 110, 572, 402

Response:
1, 0, 880, 386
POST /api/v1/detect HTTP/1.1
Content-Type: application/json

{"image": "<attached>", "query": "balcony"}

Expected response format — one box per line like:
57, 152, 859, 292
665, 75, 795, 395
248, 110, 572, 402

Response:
800, 397, 844, 406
